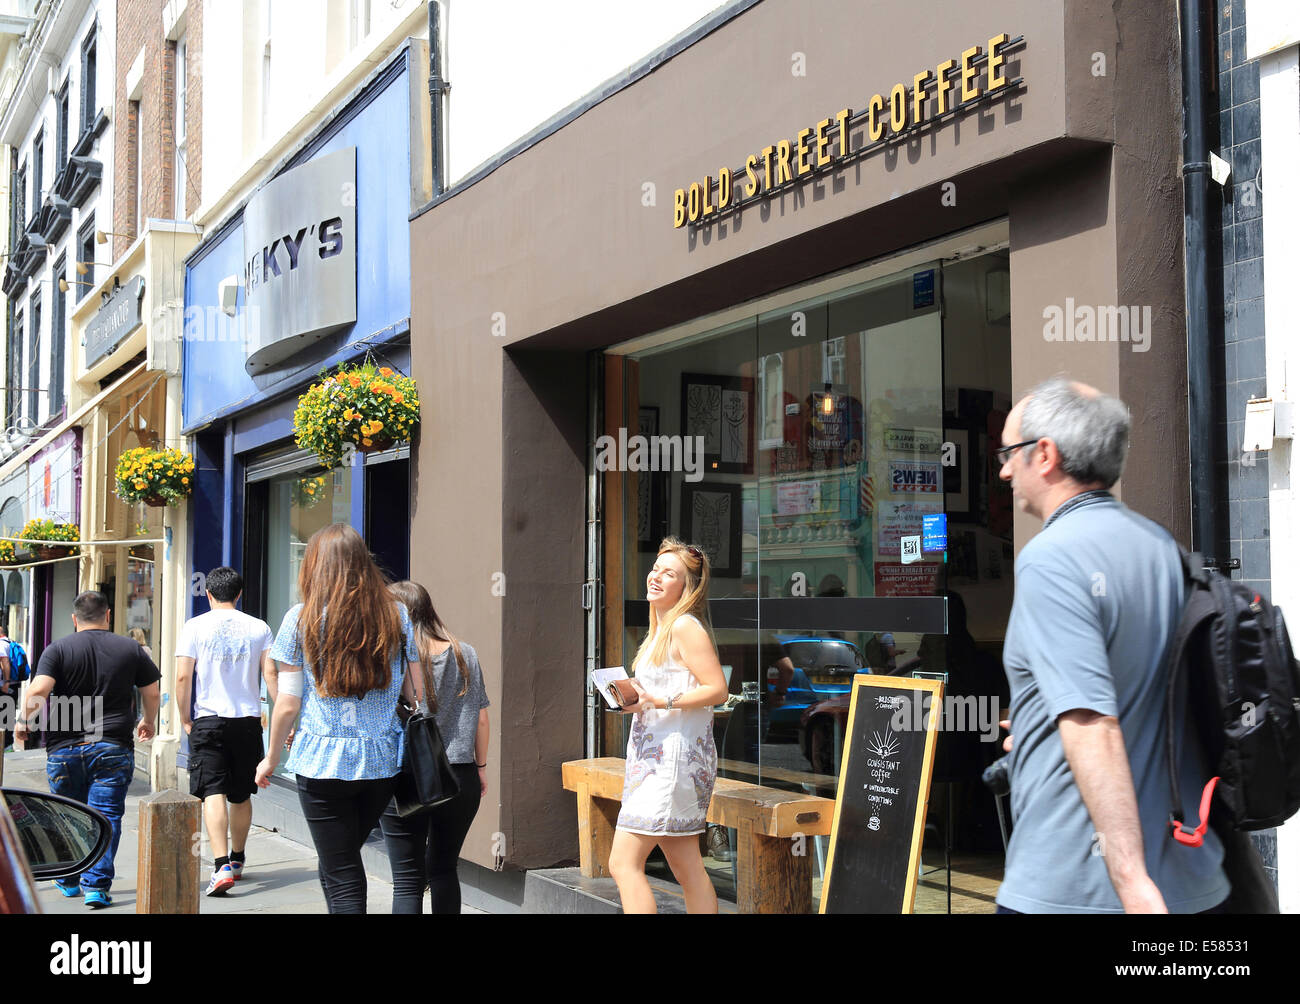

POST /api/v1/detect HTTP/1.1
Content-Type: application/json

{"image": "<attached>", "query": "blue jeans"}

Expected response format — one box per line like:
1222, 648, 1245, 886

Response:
46, 741, 135, 892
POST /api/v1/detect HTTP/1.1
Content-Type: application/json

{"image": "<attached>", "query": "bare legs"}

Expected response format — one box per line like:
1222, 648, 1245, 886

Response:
609, 829, 718, 914
203, 796, 253, 859
659, 834, 718, 914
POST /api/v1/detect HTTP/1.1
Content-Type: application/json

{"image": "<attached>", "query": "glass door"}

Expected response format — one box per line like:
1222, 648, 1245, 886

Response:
599, 256, 949, 906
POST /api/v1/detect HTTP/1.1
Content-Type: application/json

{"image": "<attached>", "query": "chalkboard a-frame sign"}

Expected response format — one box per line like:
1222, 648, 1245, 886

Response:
820, 674, 944, 914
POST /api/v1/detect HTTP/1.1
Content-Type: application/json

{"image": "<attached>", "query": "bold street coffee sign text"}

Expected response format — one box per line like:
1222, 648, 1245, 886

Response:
673, 33, 1018, 228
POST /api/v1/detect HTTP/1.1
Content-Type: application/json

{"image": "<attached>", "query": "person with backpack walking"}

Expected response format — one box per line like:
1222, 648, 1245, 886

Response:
378, 581, 490, 914
994, 377, 1229, 914
0, 621, 29, 751
16, 591, 161, 908
175, 567, 276, 897
253, 523, 422, 914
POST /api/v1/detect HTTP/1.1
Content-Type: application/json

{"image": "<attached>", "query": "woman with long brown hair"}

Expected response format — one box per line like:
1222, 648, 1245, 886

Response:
254, 523, 421, 914
379, 581, 490, 914
608, 537, 728, 914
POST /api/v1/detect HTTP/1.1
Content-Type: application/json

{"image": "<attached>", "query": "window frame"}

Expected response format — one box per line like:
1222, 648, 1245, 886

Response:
79, 23, 98, 138
51, 254, 66, 418
76, 214, 96, 303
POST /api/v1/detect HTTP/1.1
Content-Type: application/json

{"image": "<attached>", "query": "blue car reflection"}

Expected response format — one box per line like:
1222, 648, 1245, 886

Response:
764, 636, 867, 741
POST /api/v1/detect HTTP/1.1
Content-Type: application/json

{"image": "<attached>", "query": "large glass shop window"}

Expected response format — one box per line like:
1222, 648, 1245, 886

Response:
263, 467, 353, 777
604, 250, 1016, 910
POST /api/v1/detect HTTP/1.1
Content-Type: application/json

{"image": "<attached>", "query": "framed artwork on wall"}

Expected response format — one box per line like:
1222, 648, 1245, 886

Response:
680, 481, 742, 578
636, 406, 669, 551
681, 372, 754, 475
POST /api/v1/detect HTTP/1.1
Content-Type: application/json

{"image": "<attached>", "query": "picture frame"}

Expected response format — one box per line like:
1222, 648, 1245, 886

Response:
636, 406, 668, 552
942, 424, 973, 521
681, 372, 754, 475
680, 481, 742, 578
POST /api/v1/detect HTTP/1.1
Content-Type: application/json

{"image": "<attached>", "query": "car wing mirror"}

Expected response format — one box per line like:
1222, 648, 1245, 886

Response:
2, 789, 113, 881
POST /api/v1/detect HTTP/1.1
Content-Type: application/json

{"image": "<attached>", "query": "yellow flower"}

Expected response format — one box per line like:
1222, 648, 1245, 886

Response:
182, 477, 189, 485
362, 438, 373, 447
134, 481, 146, 490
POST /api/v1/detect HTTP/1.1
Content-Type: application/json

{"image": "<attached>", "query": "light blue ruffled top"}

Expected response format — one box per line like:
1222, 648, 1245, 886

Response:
269, 602, 419, 781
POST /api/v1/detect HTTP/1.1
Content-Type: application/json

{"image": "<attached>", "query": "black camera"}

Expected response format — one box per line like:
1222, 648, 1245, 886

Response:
982, 755, 1011, 796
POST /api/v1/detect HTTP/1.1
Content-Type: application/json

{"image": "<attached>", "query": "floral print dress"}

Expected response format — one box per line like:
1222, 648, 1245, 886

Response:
616, 614, 718, 836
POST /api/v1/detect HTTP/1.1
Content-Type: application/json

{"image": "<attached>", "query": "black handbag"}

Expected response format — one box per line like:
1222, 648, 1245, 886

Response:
393, 639, 461, 818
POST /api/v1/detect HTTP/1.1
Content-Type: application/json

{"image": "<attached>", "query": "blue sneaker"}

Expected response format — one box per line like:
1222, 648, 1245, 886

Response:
83, 889, 112, 909
228, 858, 244, 882
53, 880, 80, 898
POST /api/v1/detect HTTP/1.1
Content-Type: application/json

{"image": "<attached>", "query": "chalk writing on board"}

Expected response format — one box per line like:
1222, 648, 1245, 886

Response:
866, 731, 901, 758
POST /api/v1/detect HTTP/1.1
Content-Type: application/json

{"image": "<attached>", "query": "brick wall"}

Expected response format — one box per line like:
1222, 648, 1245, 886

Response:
113, 0, 202, 260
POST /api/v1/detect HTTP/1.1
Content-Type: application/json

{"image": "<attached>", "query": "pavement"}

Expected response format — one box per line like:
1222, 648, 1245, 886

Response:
2, 748, 484, 915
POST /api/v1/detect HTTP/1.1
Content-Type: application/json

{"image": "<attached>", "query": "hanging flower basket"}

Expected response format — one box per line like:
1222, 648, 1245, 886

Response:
114, 447, 195, 508
293, 361, 420, 470
19, 519, 80, 559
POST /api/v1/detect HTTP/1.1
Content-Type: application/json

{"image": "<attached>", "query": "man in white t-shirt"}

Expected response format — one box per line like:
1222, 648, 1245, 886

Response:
176, 567, 275, 898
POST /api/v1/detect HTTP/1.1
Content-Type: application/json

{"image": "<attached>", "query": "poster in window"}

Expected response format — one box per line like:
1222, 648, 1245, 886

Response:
681, 373, 753, 474
680, 481, 742, 578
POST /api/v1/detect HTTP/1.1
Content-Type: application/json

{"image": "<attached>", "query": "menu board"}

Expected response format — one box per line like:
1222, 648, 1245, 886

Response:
821, 675, 944, 914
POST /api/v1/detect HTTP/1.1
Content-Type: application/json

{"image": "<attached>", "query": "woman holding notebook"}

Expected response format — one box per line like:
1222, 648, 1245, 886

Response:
608, 537, 729, 914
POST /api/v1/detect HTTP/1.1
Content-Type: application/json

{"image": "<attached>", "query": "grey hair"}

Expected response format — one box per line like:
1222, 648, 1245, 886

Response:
1018, 378, 1130, 488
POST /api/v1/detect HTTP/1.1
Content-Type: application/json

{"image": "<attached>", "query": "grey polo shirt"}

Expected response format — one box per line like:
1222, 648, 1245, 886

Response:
998, 493, 1229, 913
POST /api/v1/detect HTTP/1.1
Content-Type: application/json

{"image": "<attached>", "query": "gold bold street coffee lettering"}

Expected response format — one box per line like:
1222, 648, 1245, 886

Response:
670, 33, 1015, 227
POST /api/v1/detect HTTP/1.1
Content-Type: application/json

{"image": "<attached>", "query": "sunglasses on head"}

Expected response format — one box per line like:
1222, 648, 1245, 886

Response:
686, 546, 702, 560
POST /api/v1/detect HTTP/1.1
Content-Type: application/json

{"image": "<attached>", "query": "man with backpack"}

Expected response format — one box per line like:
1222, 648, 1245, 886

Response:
994, 378, 1229, 913
0, 620, 29, 751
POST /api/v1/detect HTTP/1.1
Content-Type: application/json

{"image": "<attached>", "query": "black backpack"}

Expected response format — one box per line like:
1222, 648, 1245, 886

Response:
1164, 548, 1300, 846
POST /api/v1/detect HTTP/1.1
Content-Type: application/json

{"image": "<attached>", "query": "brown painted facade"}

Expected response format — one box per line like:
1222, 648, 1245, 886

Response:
409, 0, 1188, 871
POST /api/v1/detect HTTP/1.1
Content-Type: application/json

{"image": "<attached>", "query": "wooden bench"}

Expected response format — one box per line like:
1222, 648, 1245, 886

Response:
561, 757, 835, 913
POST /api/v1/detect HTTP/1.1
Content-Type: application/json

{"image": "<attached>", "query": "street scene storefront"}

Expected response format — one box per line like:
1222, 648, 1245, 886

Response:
180, 43, 429, 837
0, 219, 194, 776
408, 0, 1190, 911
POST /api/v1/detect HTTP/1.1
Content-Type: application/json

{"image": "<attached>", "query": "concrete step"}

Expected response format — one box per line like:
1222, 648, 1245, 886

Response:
523, 866, 739, 914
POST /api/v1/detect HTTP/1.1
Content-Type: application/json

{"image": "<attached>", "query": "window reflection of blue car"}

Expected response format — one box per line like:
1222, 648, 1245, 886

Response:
764, 637, 866, 741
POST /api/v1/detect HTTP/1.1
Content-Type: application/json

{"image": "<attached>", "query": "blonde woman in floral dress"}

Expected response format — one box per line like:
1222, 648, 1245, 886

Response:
609, 537, 728, 914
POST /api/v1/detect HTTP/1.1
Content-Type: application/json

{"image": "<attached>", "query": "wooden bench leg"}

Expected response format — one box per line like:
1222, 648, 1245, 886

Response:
735, 819, 813, 914
575, 782, 620, 878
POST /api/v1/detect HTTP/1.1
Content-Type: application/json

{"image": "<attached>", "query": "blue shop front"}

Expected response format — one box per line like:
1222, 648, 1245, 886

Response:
180, 45, 430, 799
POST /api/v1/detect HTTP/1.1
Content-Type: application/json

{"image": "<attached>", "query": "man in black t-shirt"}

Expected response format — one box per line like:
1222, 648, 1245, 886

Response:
17, 591, 160, 908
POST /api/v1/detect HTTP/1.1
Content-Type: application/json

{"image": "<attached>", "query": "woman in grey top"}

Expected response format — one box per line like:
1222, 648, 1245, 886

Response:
380, 581, 490, 913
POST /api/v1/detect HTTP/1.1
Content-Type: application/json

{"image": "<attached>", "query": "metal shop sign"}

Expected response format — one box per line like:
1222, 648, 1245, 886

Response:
672, 32, 1020, 228
84, 276, 145, 369
243, 146, 357, 374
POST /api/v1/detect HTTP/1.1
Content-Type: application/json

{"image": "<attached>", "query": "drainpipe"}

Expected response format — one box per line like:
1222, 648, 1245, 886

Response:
428, 1, 446, 197
1179, 0, 1222, 567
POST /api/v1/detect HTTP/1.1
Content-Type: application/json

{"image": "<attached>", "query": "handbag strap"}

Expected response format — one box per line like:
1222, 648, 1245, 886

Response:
402, 630, 439, 714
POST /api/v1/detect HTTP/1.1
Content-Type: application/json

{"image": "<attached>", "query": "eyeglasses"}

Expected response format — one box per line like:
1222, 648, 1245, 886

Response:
996, 439, 1039, 465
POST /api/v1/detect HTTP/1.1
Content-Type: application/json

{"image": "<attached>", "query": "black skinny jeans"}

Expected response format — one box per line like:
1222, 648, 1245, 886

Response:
379, 763, 481, 914
296, 774, 399, 914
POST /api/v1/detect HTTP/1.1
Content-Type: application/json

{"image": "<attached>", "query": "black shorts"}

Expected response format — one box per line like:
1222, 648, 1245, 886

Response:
188, 717, 264, 803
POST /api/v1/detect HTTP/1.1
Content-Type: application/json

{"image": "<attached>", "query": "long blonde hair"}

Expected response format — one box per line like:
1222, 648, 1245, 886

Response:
632, 537, 715, 673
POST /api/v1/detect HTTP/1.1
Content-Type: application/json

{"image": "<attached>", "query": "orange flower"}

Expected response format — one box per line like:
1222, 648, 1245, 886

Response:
393, 392, 404, 404
348, 374, 362, 388
379, 367, 393, 377
362, 438, 373, 447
